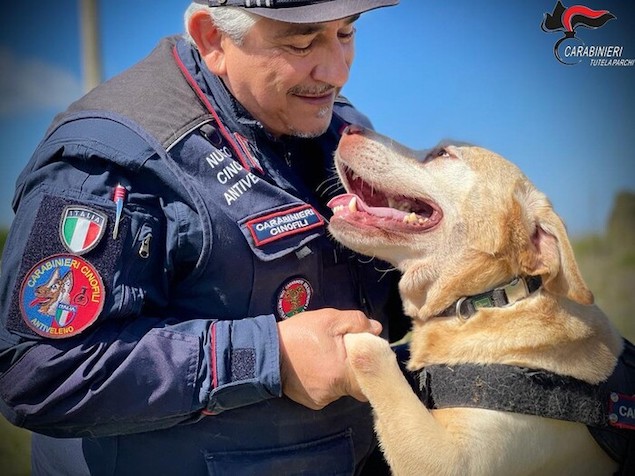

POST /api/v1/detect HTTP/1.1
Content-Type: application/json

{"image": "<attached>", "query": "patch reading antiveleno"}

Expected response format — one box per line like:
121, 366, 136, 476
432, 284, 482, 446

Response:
19, 254, 105, 338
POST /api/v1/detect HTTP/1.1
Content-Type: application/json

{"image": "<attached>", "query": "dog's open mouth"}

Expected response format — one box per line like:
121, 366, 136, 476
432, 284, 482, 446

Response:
29, 296, 51, 307
327, 166, 442, 232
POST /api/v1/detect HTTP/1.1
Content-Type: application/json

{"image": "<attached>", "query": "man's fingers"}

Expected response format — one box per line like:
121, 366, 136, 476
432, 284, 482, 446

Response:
332, 310, 382, 336
278, 308, 382, 409
367, 319, 382, 335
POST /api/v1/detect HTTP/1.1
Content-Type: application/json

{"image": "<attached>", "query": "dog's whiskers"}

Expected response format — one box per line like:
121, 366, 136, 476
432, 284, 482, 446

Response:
354, 256, 397, 281
316, 174, 343, 197
316, 175, 338, 192
357, 255, 375, 264
375, 265, 397, 281
322, 182, 345, 196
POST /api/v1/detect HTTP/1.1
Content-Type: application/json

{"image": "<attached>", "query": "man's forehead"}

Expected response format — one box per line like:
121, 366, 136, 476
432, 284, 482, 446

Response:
270, 14, 359, 38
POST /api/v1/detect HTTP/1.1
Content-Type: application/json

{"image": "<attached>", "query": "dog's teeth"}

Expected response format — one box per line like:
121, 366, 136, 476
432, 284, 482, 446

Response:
403, 212, 418, 224
348, 196, 358, 213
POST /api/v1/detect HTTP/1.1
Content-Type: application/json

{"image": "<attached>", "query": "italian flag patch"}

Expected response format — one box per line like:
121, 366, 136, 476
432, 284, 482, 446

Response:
59, 206, 107, 255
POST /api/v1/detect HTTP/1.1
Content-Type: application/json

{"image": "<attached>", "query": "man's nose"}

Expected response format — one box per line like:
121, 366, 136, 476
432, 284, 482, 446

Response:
311, 40, 352, 88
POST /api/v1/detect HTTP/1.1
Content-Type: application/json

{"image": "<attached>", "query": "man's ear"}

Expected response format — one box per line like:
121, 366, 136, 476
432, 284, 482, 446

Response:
187, 10, 227, 75
516, 185, 594, 305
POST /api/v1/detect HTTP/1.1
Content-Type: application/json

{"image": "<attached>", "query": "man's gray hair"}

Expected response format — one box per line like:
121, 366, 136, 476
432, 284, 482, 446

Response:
184, 3, 258, 46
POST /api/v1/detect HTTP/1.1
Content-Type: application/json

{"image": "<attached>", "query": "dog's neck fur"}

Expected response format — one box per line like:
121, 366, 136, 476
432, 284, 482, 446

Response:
405, 281, 623, 385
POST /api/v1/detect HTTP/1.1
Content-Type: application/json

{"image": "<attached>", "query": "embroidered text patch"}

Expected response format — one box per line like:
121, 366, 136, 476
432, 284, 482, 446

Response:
246, 204, 324, 247
609, 392, 635, 430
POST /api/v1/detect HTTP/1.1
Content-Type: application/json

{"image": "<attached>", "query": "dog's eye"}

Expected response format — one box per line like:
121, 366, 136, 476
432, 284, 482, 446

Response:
422, 147, 451, 163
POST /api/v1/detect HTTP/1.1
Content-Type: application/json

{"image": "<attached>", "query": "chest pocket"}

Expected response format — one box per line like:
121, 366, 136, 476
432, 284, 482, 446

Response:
204, 429, 355, 476
238, 204, 361, 320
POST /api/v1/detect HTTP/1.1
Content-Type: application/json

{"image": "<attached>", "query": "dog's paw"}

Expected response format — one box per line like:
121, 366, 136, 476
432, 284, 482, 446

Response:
344, 333, 395, 376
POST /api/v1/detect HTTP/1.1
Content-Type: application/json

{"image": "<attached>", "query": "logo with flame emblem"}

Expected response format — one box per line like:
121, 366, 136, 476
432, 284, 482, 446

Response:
542, 2, 617, 65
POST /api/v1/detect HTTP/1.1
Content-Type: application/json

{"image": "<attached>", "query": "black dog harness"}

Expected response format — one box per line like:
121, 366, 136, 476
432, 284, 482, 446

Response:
415, 342, 635, 474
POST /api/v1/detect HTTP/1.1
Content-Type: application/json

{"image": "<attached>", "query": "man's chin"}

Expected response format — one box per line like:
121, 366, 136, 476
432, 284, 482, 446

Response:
289, 126, 330, 139
288, 111, 333, 138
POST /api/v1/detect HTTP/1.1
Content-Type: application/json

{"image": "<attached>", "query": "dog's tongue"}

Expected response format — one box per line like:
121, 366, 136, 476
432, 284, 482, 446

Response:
29, 296, 47, 307
328, 194, 409, 221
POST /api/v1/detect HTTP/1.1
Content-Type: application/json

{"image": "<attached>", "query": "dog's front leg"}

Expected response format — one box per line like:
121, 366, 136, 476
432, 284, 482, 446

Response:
345, 333, 465, 476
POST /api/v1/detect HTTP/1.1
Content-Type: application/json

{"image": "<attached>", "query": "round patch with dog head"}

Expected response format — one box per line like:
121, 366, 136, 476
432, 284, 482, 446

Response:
276, 277, 313, 319
19, 254, 105, 339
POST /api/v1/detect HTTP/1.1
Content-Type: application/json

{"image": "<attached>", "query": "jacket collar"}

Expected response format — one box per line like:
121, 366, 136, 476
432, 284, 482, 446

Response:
175, 38, 267, 145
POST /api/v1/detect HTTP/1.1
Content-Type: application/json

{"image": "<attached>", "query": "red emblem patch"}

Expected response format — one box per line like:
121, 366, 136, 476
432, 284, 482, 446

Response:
276, 278, 313, 319
19, 254, 105, 338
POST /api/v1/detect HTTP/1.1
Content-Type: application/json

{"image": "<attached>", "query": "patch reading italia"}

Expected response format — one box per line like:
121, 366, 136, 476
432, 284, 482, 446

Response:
59, 206, 107, 255
19, 254, 105, 338
276, 277, 313, 319
246, 204, 324, 247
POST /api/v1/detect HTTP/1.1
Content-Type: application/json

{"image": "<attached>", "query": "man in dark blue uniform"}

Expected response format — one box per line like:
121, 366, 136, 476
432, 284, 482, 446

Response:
0, 1, 406, 474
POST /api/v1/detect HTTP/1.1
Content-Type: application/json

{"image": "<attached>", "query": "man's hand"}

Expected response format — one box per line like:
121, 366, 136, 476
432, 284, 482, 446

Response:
277, 308, 382, 410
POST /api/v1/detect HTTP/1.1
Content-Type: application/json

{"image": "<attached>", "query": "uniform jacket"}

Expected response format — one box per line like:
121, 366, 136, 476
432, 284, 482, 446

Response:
0, 37, 404, 475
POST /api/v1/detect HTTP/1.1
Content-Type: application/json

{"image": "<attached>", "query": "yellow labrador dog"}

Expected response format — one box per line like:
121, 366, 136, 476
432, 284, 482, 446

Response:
328, 125, 631, 475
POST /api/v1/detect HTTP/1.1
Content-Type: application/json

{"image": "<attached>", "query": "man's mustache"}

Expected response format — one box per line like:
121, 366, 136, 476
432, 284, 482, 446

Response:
289, 84, 336, 96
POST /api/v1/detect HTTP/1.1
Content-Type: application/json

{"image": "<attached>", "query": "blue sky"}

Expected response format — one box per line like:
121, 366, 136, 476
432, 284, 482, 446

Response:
0, 0, 633, 237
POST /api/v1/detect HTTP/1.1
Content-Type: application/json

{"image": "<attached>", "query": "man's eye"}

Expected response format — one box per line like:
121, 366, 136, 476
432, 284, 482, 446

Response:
339, 27, 356, 41
287, 43, 312, 54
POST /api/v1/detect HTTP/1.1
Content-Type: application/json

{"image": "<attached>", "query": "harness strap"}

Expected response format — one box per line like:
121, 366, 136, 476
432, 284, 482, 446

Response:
415, 341, 635, 469
417, 363, 606, 426
588, 339, 635, 472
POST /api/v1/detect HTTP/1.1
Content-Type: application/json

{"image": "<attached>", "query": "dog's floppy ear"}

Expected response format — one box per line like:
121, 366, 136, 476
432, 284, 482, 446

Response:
517, 185, 593, 305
